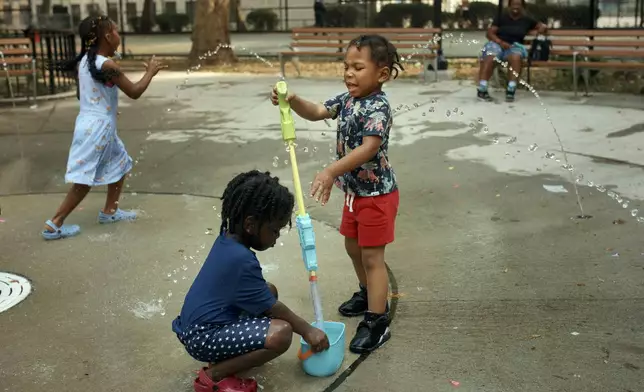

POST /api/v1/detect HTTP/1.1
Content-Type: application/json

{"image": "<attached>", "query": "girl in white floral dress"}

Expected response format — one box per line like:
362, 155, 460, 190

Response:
42, 15, 165, 240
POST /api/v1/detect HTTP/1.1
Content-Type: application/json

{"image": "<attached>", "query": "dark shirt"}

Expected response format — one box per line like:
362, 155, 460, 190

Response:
171, 234, 276, 334
323, 91, 397, 197
492, 13, 538, 44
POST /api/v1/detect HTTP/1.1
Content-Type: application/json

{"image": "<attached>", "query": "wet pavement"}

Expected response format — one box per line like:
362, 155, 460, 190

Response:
1, 73, 644, 392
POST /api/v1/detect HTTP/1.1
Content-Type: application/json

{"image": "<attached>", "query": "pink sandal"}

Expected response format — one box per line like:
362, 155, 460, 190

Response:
193, 367, 257, 392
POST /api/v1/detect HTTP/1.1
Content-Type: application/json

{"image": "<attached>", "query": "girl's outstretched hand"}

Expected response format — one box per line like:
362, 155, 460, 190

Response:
270, 86, 296, 106
143, 56, 167, 76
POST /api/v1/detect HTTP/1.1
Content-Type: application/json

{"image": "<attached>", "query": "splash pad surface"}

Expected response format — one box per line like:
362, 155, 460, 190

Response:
0, 272, 32, 313
0, 74, 643, 392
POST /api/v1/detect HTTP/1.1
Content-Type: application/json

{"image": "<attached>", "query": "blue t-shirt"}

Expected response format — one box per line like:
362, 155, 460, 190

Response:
323, 91, 397, 197
171, 234, 276, 334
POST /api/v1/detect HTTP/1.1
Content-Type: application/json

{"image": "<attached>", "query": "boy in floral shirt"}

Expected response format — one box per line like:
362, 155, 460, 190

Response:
271, 34, 403, 353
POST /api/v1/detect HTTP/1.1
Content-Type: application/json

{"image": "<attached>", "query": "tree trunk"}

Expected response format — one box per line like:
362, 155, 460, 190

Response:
141, 0, 155, 33
190, 0, 236, 65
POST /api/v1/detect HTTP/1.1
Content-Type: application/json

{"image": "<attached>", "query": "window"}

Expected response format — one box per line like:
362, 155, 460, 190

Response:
164, 1, 177, 14
71, 4, 81, 25
2, 6, 11, 26
86, 3, 101, 17
126, 2, 137, 19
186, 0, 196, 23
107, 2, 119, 22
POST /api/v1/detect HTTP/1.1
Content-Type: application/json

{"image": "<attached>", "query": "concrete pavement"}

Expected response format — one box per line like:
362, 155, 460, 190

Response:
1, 73, 644, 392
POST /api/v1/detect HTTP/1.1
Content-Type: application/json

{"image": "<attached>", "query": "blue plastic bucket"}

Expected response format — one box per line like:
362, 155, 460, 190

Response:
297, 321, 346, 377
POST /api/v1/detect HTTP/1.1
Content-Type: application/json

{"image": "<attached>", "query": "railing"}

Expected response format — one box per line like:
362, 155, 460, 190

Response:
1, 28, 77, 96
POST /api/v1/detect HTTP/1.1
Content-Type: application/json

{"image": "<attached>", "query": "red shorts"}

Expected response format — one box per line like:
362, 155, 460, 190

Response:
339, 190, 399, 247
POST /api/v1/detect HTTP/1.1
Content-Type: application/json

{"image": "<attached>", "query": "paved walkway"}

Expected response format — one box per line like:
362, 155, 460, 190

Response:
120, 31, 488, 58
1, 74, 643, 392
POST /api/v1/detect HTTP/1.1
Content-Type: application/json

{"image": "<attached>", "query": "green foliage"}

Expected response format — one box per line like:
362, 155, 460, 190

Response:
373, 3, 433, 28
155, 13, 190, 33
325, 4, 360, 27
246, 9, 279, 31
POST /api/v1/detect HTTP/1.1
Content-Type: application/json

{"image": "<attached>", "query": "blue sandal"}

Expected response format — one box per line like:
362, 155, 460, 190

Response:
98, 208, 137, 224
42, 220, 81, 241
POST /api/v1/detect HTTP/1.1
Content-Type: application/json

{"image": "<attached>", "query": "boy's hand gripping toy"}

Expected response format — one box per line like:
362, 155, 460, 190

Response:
276, 81, 346, 377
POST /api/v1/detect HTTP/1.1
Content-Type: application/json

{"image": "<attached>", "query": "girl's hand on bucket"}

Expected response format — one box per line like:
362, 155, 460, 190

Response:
304, 327, 330, 353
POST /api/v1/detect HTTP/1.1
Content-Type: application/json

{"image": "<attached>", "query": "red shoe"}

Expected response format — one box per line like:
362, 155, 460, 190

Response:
193, 367, 258, 392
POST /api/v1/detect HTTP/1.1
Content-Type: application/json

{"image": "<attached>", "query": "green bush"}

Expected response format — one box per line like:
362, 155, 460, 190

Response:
374, 3, 433, 28
246, 9, 279, 31
326, 4, 359, 27
155, 13, 190, 33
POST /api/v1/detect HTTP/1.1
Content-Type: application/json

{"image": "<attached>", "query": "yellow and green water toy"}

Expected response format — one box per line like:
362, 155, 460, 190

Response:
275, 80, 346, 378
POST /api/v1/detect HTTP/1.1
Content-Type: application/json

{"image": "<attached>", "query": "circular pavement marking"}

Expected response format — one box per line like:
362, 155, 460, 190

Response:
0, 272, 32, 313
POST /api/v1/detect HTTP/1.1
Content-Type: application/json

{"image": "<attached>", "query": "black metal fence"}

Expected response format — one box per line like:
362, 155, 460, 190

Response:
0, 28, 77, 96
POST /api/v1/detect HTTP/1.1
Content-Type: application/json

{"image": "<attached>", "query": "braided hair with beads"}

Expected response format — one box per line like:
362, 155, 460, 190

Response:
220, 170, 295, 236
347, 35, 405, 80
57, 15, 121, 98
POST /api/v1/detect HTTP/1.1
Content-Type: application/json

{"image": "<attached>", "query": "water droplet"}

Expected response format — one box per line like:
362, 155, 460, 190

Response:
160, 311, 166, 316
303, 147, 309, 152
528, 143, 538, 152
505, 136, 517, 144
279, 242, 284, 246
321, 132, 326, 136
182, 265, 188, 271
422, 112, 426, 116
284, 160, 289, 165
445, 110, 451, 117
272, 161, 278, 167
637, 216, 644, 223
477, 117, 483, 123
173, 279, 177, 284
575, 174, 584, 183
492, 137, 499, 144
631, 209, 639, 217
168, 291, 173, 297
469, 122, 476, 129
166, 108, 172, 112
313, 147, 318, 152
482, 126, 489, 133
545, 152, 555, 159
596, 185, 606, 193
561, 164, 574, 171
167, 273, 171, 278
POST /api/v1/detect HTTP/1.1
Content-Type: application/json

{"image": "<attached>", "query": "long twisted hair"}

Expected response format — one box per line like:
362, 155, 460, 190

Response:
57, 15, 120, 98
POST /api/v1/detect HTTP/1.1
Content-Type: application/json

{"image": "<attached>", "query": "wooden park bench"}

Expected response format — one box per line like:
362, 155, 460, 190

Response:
522, 29, 644, 96
0, 37, 38, 101
279, 27, 442, 83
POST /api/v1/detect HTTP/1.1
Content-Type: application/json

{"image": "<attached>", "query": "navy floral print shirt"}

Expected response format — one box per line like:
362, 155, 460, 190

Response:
323, 91, 397, 197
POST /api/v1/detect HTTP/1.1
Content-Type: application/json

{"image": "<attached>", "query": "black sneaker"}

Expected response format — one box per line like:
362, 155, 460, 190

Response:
349, 311, 391, 354
338, 285, 368, 317
477, 89, 493, 101
505, 88, 516, 102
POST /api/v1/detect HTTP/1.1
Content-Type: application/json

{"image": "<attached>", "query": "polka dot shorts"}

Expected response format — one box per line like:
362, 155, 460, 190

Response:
178, 317, 271, 363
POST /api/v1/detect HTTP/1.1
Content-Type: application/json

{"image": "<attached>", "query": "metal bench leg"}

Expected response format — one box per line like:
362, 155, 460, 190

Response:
433, 56, 438, 82
279, 53, 286, 78
31, 59, 37, 102
422, 58, 429, 84
582, 68, 590, 96
572, 52, 578, 97
493, 66, 501, 88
